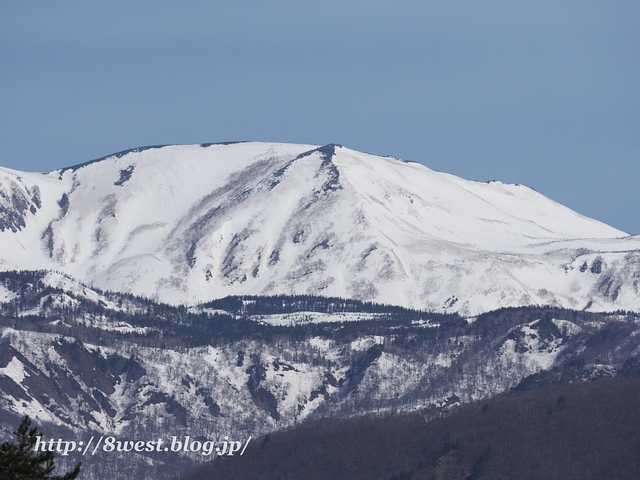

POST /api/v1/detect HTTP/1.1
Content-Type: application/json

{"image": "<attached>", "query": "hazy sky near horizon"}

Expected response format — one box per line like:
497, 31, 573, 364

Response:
1, 1, 639, 233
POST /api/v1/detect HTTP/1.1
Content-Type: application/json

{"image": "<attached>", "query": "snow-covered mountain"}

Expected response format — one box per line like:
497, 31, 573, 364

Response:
1, 142, 638, 314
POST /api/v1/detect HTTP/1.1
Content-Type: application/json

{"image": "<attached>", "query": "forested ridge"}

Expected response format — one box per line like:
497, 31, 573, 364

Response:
1, 270, 640, 479
182, 377, 640, 480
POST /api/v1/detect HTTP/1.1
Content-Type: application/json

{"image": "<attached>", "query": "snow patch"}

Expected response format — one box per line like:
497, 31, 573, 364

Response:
350, 336, 385, 351
0, 356, 29, 384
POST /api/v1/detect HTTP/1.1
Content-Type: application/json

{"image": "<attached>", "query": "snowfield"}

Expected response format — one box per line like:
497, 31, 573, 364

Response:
0, 142, 638, 315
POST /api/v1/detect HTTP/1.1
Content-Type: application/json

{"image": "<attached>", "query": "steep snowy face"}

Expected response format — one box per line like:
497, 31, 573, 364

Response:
0, 142, 638, 314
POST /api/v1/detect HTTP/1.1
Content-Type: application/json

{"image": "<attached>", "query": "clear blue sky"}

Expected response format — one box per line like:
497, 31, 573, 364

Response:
1, 1, 638, 233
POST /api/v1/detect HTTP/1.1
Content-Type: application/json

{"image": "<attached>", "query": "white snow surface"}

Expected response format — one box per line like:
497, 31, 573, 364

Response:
0, 356, 29, 384
0, 142, 638, 315
0, 284, 16, 303
248, 312, 388, 326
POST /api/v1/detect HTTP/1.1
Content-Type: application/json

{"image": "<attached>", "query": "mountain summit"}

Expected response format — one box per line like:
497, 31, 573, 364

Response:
1, 142, 637, 314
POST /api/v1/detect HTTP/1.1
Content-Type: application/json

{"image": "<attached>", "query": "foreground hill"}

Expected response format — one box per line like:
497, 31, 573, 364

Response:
182, 377, 640, 480
1, 271, 640, 478
1, 142, 638, 314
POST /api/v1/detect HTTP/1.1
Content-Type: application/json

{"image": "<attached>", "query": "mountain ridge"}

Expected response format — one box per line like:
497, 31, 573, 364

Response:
1, 269, 640, 479
1, 142, 637, 315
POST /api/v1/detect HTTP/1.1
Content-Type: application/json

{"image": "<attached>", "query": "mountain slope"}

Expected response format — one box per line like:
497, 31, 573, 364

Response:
1, 142, 638, 314
1, 271, 640, 479
183, 378, 640, 480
